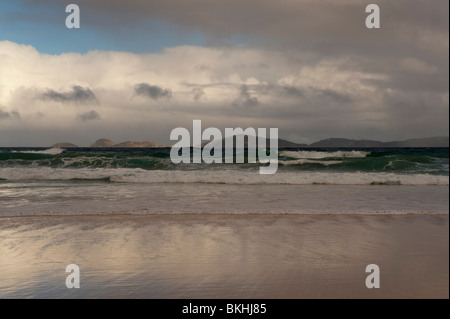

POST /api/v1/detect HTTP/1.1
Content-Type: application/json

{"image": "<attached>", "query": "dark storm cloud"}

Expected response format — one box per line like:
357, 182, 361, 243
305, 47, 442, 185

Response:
22, 1, 449, 92
42, 86, 97, 103
281, 86, 303, 98
251, 84, 304, 98
77, 110, 101, 121
194, 64, 211, 72
191, 87, 206, 101
0, 109, 9, 119
0, 108, 20, 120
246, 84, 351, 105
26, 0, 448, 53
134, 83, 172, 100
233, 85, 259, 107
313, 88, 353, 104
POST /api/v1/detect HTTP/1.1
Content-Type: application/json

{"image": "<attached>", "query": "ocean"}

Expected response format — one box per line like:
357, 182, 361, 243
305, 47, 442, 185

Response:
0, 147, 448, 216
0, 147, 448, 298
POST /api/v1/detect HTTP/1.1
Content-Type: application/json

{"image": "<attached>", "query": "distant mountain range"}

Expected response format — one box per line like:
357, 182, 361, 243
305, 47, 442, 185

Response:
52, 138, 166, 148
204, 136, 449, 148
52, 136, 449, 148
308, 136, 449, 148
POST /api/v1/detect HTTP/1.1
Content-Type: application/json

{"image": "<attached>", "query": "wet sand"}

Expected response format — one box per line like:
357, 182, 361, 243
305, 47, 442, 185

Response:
0, 214, 448, 298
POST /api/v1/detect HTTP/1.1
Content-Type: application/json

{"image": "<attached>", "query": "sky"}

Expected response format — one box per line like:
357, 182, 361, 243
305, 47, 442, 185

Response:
0, 0, 448, 147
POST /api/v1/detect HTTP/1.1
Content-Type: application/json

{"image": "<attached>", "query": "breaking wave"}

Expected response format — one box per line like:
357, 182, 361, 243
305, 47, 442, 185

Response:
0, 167, 447, 186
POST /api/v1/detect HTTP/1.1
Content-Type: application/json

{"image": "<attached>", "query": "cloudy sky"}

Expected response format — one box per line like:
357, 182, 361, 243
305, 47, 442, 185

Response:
0, 0, 448, 146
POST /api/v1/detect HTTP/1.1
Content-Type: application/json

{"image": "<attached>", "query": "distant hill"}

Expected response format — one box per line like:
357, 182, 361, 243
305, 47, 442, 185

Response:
278, 139, 308, 148
90, 138, 115, 147
208, 136, 448, 148
384, 137, 449, 148
52, 136, 448, 149
201, 136, 307, 148
310, 138, 384, 148
89, 138, 167, 148
51, 142, 79, 148
114, 141, 165, 148
310, 137, 449, 148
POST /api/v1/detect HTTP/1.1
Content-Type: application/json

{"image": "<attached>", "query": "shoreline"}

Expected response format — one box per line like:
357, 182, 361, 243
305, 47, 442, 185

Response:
0, 211, 448, 219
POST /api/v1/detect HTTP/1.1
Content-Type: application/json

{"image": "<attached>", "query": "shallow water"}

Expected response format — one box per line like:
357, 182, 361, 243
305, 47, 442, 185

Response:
0, 183, 448, 216
0, 214, 448, 298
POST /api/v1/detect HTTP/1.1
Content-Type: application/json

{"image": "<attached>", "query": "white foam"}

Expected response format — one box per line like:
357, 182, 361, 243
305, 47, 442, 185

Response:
12, 148, 64, 155
280, 150, 370, 159
278, 159, 343, 166
0, 167, 448, 186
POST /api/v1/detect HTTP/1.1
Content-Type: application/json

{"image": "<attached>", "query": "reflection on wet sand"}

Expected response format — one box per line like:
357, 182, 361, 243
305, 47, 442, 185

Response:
0, 214, 448, 298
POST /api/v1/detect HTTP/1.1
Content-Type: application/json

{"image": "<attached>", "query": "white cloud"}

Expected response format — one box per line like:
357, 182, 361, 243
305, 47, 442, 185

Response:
0, 40, 448, 146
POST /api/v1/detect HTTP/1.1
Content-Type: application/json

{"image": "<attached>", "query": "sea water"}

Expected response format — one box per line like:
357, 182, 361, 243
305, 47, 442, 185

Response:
0, 147, 448, 216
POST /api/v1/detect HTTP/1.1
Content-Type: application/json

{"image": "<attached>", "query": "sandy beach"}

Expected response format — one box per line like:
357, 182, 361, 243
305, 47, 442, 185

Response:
0, 213, 448, 299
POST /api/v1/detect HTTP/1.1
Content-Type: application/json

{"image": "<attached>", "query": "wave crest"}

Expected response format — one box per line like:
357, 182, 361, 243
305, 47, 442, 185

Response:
11, 148, 64, 155
280, 150, 370, 159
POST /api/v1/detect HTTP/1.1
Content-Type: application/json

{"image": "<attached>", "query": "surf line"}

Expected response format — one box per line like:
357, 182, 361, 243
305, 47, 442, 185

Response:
170, 120, 278, 174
